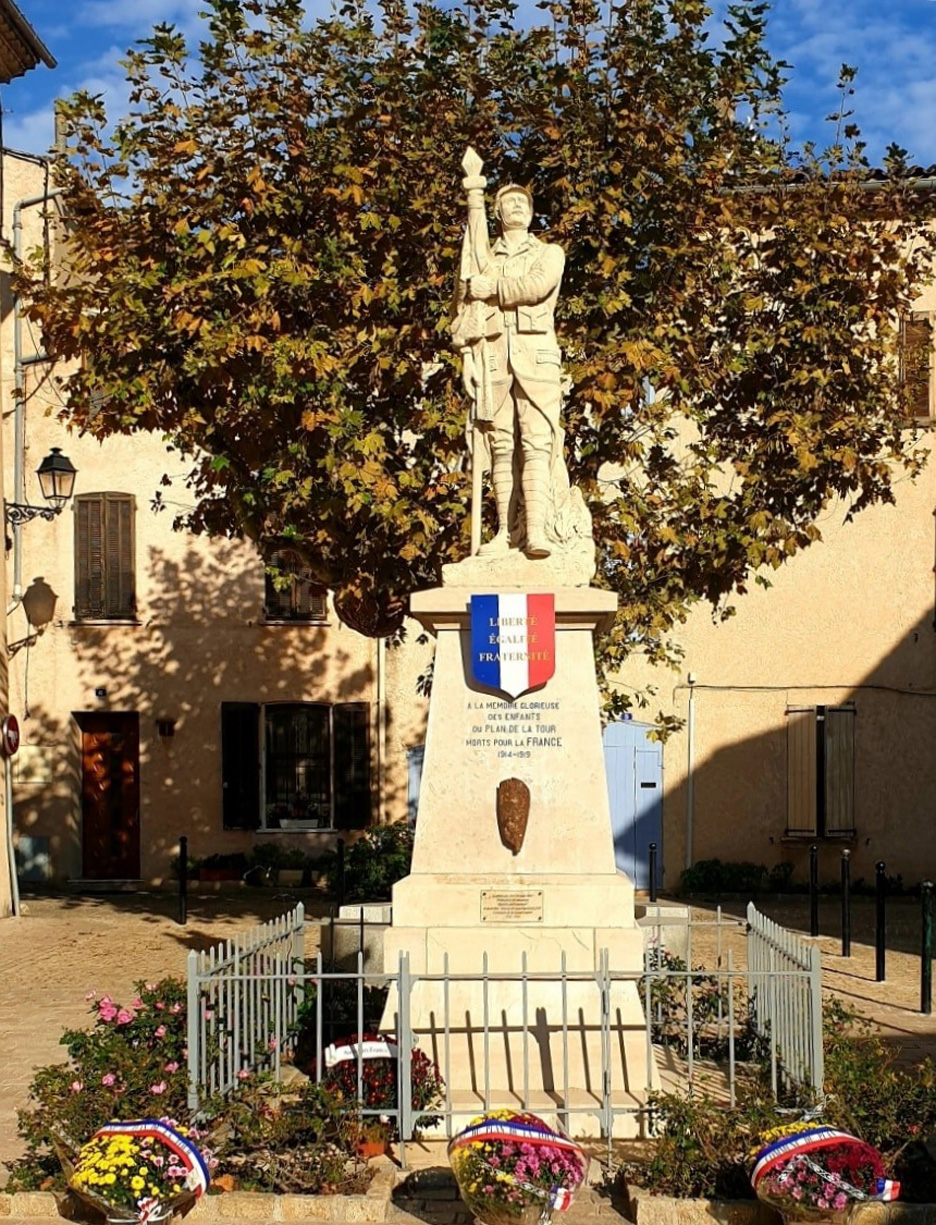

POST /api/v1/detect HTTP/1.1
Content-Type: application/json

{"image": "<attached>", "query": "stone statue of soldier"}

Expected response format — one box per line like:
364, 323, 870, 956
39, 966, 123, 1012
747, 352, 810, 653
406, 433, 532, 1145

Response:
453, 153, 590, 567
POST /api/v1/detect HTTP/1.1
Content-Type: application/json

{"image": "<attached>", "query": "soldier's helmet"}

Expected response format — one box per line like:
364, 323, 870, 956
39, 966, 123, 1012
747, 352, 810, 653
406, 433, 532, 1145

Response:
493, 183, 534, 221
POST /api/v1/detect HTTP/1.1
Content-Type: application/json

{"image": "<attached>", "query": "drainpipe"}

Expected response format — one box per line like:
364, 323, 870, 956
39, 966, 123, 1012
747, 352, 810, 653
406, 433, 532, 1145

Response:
5, 755, 19, 916
685, 672, 696, 870
10, 186, 64, 608
377, 637, 387, 823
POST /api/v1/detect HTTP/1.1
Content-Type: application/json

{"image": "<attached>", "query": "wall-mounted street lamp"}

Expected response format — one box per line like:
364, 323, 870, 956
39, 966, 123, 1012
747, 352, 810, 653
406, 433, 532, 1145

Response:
5, 448, 77, 526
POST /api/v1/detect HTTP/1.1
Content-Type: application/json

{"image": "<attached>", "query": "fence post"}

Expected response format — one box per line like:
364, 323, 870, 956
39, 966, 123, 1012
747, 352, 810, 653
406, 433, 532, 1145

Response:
809, 844, 819, 938
186, 949, 200, 1115
398, 952, 413, 1153
178, 834, 188, 927
808, 941, 824, 1091
922, 881, 934, 1016
875, 861, 886, 983
648, 843, 658, 903
840, 850, 851, 959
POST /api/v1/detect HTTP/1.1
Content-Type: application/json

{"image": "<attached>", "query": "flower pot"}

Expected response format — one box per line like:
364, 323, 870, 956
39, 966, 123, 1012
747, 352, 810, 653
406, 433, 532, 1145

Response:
357, 1136, 390, 1160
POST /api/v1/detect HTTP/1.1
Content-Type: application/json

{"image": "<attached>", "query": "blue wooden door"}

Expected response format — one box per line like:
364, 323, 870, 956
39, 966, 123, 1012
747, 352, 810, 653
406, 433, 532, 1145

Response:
406, 745, 425, 828
603, 720, 663, 890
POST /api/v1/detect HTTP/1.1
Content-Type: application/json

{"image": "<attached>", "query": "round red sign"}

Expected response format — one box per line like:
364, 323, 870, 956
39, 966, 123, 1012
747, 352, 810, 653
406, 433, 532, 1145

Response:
2, 714, 20, 757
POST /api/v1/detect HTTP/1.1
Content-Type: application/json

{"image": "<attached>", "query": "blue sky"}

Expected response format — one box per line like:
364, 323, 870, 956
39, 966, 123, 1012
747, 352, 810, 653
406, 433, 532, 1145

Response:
5, 0, 936, 166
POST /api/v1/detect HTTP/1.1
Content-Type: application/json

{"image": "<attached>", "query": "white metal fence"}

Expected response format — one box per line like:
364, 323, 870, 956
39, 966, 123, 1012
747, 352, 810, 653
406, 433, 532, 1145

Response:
185, 902, 824, 1142
185, 902, 305, 1110
746, 901, 824, 1094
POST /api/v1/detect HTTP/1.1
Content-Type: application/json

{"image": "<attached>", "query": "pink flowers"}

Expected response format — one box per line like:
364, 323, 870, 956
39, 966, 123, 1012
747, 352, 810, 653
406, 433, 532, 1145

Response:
101, 1073, 117, 1086
169, 1003, 182, 1014
449, 1112, 586, 1222
164, 1062, 179, 1073
98, 996, 118, 1022
154, 1024, 167, 1038
131, 998, 144, 1010
70, 1080, 83, 1093
116, 1008, 134, 1025
85, 990, 97, 1002
237, 1069, 250, 1080
150, 1081, 167, 1095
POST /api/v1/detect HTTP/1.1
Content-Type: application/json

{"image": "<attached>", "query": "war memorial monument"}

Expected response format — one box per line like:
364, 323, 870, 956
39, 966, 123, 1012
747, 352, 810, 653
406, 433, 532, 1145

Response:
382, 150, 654, 1135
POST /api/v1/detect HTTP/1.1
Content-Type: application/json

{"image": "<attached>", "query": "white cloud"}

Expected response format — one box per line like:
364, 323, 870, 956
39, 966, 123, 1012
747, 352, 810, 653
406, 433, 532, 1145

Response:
2, 106, 57, 156
76, 0, 204, 31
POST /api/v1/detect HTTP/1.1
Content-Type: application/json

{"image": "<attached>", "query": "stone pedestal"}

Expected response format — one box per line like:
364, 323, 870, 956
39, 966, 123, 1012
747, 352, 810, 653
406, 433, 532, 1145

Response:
382, 586, 656, 1135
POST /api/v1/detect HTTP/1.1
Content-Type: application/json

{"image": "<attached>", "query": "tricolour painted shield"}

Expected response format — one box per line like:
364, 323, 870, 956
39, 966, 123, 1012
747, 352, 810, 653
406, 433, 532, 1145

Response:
469, 593, 555, 699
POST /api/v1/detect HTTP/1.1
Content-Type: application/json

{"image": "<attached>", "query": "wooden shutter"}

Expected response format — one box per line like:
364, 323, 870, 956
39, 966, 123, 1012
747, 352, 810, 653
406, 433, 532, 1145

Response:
900, 312, 933, 418
265, 550, 327, 621
333, 703, 371, 829
823, 706, 856, 835
221, 703, 261, 829
265, 550, 292, 620
107, 494, 135, 617
786, 707, 817, 835
75, 494, 104, 619
75, 493, 135, 619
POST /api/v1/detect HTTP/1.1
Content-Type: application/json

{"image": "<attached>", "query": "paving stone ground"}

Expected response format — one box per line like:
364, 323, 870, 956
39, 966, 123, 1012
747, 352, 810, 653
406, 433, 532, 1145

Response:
0, 888, 329, 1185
2, 889, 935, 1200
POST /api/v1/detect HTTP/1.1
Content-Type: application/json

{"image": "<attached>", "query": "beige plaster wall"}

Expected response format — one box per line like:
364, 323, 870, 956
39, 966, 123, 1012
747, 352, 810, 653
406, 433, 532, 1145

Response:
624, 446, 936, 890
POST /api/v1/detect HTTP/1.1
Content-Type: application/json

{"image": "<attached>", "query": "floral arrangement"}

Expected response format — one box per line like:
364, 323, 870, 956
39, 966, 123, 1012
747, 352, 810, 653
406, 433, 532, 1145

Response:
321, 1033, 444, 1134
64, 1118, 215, 1223
751, 1123, 899, 1221
448, 1110, 587, 1225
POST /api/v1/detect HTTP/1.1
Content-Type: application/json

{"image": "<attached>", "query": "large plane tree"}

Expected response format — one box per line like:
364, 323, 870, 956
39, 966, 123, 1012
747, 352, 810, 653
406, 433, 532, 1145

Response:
18, 0, 936, 705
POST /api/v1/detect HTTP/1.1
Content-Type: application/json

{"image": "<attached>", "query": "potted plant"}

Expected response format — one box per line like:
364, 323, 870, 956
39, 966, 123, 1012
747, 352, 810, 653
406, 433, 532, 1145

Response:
277, 846, 308, 887
197, 852, 249, 882
169, 851, 200, 880
249, 842, 284, 885
354, 1117, 393, 1161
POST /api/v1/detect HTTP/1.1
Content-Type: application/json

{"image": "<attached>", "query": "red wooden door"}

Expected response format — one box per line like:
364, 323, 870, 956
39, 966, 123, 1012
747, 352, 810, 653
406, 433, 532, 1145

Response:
79, 713, 140, 879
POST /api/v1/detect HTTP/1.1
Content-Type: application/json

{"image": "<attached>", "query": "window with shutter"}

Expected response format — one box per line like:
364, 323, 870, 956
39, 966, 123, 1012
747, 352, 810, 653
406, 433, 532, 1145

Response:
264, 550, 328, 622
222, 702, 371, 831
785, 704, 856, 838
899, 312, 934, 420
74, 493, 136, 620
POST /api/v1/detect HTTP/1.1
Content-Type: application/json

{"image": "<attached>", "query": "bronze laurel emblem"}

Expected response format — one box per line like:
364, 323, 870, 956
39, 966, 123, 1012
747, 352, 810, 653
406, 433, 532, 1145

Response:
496, 778, 530, 855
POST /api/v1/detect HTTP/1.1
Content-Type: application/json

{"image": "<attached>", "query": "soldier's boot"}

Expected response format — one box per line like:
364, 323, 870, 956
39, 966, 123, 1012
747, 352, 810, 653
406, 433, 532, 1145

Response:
477, 449, 513, 556
522, 452, 551, 558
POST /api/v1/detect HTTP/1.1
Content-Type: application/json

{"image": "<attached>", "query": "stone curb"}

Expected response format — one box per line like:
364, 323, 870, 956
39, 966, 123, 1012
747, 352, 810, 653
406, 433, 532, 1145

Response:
628, 1192, 936, 1225
0, 1168, 396, 1223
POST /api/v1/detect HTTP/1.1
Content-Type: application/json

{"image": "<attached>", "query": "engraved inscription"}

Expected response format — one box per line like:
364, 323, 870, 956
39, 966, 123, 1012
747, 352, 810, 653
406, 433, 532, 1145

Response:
480, 889, 544, 923
464, 697, 563, 757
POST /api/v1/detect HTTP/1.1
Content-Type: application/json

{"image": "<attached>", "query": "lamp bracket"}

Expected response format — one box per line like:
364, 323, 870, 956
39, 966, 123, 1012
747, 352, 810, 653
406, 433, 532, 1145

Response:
4, 501, 63, 526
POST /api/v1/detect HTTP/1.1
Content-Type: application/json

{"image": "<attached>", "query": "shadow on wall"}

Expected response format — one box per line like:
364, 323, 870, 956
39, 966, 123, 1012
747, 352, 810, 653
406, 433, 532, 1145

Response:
11, 537, 412, 882
664, 605, 936, 899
